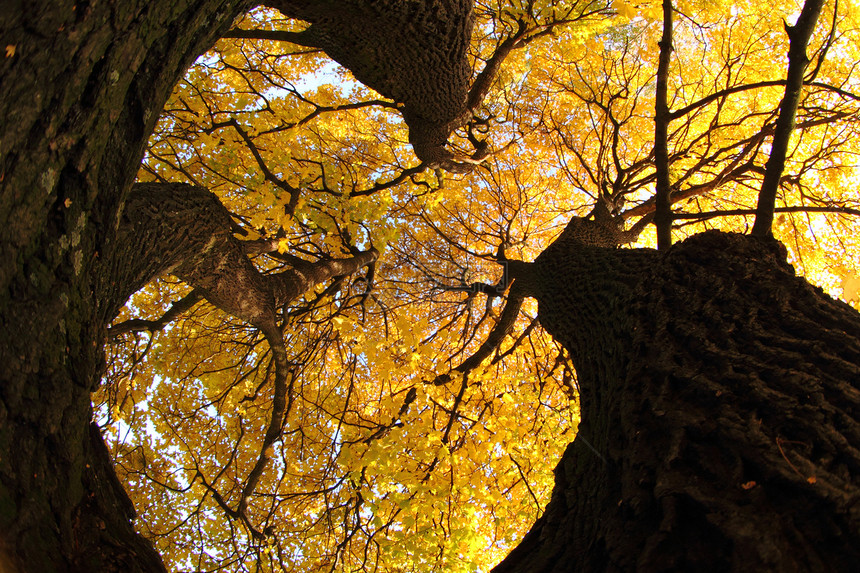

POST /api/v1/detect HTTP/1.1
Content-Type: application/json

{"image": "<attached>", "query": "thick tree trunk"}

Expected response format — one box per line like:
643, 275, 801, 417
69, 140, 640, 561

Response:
0, 2, 250, 571
496, 231, 860, 572
4, 4, 859, 573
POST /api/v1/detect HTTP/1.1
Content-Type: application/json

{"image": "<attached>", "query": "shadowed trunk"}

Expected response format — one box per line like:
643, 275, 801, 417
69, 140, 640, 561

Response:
260, 0, 480, 171
496, 230, 860, 572
0, 2, 251, 570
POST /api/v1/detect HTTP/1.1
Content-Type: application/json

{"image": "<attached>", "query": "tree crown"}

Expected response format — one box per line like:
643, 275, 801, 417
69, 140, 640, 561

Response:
98, 0, 860, 570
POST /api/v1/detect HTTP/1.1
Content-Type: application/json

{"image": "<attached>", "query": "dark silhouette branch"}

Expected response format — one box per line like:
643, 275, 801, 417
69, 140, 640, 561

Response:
259, 97, 398, 136
351, 164, 428, 197
108, 290, 204, 339
208, 118, 302, 215
622, 111, 853, 221
221, 28, 314, 44
674, 205, 860, 221
653, 0, 674, 249
804, 0, 839, 83
670, 80, 858, 121
752, 0, 826, 236
432, 285, 527, 386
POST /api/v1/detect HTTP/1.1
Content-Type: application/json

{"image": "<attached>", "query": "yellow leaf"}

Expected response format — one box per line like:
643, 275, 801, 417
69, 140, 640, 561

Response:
840, 273, 860, 304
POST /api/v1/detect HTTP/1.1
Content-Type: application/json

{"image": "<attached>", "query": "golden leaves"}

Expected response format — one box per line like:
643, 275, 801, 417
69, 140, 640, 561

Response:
613, 0, 662, 21
840, 273, 860, 306
97, 0, 860, 570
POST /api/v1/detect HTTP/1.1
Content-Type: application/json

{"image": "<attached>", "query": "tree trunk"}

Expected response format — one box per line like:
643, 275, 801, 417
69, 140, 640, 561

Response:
260, 0, 482, 172
4, 4, 860, 573
496, 230, 860, 572
0, 2, 250, 571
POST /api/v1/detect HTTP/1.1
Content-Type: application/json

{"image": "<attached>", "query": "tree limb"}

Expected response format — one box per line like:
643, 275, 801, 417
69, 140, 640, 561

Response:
668, 79, 860, 120
653, 0, 675, 249
674, 205, 860, 220
222, 28, 316, 45
108, 290, 204, 339
752, 0, 826, 237
116, 182, 378, 532
208, 118, 302, 215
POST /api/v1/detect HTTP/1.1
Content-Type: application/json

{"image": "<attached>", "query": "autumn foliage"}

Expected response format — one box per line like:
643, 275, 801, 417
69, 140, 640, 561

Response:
94, 0, 860, 570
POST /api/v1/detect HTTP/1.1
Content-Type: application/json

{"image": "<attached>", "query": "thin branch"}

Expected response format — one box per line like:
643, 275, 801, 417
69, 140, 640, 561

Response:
208, 118, 301, 215
433, 286, 526, 385
108, 290, 204, 339
673, 205, 860, 221
805, 0, 839, 83
351, 164, 428, 197
260, 98, 398, 136
222, 28, 315, 45
509, 453, 542, 510
669, 80, 859, 121
622, 111, 852, 220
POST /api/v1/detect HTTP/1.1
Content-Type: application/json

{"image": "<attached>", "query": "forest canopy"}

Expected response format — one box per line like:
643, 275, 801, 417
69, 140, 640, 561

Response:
96, 0, 860, 570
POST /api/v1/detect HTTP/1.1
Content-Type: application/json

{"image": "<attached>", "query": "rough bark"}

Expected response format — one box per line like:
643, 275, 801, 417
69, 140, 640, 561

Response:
257, 0, 481, 171
227, 0, 520, 172
3, 3, 859, 572
496, 229, 860, 572
0, 2, 252, 570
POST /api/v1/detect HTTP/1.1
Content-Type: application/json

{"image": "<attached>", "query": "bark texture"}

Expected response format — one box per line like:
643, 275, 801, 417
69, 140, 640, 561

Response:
0, 2, 252, 571
256, 0, 491, 171
3, 3, 860, 572
496, 229, 860, 572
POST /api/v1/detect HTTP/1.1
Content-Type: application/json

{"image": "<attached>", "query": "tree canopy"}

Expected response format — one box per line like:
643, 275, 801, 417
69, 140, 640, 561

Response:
90, 0, 860, 570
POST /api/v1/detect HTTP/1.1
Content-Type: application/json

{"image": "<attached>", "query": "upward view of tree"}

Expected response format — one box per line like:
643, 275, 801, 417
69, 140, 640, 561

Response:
1, 0, 859, 572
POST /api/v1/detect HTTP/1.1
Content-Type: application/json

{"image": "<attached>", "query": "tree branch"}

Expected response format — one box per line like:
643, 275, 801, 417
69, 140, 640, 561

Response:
674, 205, 860, 220
752, 0, 826, 237
116, 183, 379, 533
260, 98, 398, 137
670, 79, 859, 121
208, 118, 301, 215
351, 164, 428, 197
222, 28, 316, 46
433, 286, 526, 385
653, 0, 674, 249
108, 290, 204, 339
